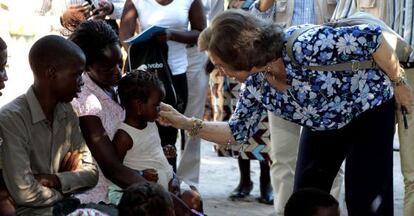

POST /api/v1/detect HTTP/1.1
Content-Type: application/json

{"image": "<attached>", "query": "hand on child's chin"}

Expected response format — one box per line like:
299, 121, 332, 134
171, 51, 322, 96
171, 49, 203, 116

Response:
157, 116, 172, 126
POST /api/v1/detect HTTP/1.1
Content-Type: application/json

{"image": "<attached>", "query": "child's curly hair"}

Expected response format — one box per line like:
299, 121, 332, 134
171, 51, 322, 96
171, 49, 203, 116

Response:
118, 182, 174, 216
117, 69, 165, 108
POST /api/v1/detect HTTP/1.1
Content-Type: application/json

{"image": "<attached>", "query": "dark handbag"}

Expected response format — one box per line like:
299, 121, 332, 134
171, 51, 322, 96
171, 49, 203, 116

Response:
126, 38, 177, 107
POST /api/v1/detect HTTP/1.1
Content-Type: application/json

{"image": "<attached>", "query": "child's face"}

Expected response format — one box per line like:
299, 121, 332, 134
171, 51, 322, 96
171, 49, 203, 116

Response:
0, 48, 8, 96
139, 89, 163, 122
314, 206, 340, 216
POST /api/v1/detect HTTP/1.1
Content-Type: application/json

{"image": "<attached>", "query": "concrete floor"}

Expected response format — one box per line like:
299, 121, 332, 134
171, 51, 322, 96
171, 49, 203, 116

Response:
198, 140, 404, 216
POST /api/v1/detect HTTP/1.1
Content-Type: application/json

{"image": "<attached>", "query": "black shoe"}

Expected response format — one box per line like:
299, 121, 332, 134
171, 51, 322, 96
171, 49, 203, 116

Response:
258, 183, 273, 205
256, 195, 273, 205
228, 181, 253, 200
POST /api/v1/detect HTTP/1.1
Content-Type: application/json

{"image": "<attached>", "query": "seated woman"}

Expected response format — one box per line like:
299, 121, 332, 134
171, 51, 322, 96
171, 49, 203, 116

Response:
158, 10, 413, 216
69, 20, 147, 203
109, 70, 203, 214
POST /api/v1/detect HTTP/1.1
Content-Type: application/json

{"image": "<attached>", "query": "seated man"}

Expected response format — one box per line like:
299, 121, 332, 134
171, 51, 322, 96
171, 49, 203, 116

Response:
0, 35, 98, 215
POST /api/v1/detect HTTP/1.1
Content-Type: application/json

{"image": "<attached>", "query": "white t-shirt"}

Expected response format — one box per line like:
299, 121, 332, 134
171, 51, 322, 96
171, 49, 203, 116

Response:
133, 0, 194, 75
120, 122, 173, 188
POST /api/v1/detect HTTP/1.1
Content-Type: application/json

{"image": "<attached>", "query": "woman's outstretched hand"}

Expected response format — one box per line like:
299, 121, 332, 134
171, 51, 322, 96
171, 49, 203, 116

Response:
158, 103, 191, 129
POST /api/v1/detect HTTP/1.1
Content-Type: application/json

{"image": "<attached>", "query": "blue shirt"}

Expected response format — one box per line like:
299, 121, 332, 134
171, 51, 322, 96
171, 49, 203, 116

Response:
291, 0, 315, 25
228, 24, 394, 144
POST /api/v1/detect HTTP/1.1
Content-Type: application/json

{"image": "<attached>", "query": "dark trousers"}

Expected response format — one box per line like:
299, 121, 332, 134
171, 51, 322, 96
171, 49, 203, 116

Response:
157, 73, 188, 172
294, 98, 395, 216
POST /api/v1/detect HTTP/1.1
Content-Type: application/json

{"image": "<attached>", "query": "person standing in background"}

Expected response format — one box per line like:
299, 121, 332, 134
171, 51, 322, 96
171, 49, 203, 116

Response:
333, 1, 414, 215
249, 0, 344, 215
394, 3, 414, 214
177, 0, 224, 188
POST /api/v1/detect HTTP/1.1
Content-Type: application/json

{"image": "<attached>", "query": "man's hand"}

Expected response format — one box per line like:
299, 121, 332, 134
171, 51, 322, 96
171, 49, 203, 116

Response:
91, 1, 114, 20
59, 150, 83, 172
34, 174, 61, 189
61, 4, 92, 31
142, 169, 158, 183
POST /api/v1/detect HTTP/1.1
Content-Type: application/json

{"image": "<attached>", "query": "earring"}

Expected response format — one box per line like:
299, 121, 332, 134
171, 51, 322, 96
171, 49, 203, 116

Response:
265, 61, 277, 80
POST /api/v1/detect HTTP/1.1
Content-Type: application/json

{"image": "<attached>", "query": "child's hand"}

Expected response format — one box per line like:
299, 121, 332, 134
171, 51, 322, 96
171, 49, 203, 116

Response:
142, 169, 158, 183
163, 145, 177, 159
168, 177, 180, 196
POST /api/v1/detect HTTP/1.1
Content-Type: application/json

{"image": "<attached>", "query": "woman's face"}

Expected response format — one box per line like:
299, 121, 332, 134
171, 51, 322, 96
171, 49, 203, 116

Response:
0, 49, 8, 96
88, 43, 122, 87
208, 51, 254, 82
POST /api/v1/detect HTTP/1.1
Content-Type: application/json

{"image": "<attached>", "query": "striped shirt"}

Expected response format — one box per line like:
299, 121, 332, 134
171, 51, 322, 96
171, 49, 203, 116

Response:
393, 0, 414, 62
250, 0, 317, 25
333, 0, 414, 62
291, 0, 315, 25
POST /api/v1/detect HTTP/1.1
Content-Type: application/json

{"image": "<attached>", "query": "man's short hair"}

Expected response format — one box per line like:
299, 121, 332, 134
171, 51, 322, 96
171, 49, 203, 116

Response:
28, 35, 84, 77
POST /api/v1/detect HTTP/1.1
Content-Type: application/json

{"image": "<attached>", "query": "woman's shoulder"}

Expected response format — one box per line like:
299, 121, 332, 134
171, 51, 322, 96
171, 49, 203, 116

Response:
71, 91, 102, 117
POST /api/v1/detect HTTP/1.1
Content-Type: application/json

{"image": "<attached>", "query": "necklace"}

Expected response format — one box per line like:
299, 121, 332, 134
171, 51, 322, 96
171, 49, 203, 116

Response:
259, 61, 276, 95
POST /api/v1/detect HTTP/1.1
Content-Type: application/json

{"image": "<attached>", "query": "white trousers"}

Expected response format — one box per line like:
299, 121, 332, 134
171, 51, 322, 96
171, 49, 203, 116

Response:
398, 68, 414, 216
268, 113, 344, 216
177, 46, 209, 186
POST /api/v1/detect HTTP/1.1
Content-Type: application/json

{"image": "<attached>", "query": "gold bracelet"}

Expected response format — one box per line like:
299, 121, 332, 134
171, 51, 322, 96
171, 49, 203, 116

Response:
187, 117, 204, 136
391, 68, 407, 87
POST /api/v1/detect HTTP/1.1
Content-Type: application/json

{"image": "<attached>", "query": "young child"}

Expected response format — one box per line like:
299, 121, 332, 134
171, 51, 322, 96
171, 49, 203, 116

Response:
284, 188, 340, 216
117, 182, 175, 216
108, 70, 203, 214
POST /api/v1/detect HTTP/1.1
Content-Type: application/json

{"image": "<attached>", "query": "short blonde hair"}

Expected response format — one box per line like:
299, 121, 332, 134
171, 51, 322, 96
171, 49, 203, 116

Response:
199, 9, 284, 71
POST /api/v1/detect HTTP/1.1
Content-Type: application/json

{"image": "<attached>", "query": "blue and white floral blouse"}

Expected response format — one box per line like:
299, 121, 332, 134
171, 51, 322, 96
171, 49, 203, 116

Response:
228, 24, 394, 144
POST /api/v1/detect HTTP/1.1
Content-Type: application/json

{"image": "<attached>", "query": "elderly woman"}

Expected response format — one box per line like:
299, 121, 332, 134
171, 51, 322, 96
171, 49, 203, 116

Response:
159, 10, 413, 215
